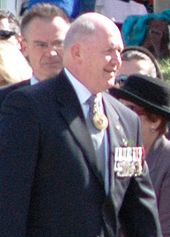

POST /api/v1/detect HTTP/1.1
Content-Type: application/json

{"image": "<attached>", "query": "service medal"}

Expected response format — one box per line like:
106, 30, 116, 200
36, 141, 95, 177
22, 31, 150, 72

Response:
92, 112, 108, 130
114, 146, 144, 177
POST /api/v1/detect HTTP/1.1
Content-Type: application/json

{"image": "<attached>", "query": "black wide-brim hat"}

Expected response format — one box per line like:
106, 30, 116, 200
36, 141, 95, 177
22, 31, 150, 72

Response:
0, 30, 15, 39
110, 74, 170, 120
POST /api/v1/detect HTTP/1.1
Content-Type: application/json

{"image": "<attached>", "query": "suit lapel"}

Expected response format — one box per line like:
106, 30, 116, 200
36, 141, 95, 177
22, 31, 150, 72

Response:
103, 94, 129, 192
55, 72, 104, 187
103, 94, 128, 155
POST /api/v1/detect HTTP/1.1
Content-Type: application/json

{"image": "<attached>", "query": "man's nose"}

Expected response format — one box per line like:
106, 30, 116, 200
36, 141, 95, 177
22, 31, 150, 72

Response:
111, 51, 122, 69
46, 45, 59, 56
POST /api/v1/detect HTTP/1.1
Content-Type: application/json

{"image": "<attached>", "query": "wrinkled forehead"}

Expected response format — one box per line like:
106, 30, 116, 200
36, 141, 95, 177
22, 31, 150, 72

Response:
95, 24, 124, 51
110, 33, 124, 51
26, 16, 69, 33
24, 16, 70, 41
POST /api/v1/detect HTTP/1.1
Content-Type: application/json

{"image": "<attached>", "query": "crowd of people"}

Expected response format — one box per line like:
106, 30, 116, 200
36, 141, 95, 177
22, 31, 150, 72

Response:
0, 1, 170, 237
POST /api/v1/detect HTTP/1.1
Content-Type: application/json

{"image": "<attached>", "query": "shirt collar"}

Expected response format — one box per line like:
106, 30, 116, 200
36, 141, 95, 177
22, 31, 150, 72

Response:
64, 68, 92, 105
31, 75, 39, 85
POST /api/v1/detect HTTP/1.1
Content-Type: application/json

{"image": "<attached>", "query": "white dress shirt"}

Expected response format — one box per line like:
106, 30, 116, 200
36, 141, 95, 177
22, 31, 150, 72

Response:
31, 75, 39, 85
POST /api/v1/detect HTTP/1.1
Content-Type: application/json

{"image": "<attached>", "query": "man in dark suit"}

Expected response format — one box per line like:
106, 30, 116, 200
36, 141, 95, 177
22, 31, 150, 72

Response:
0, 4, 70, 105
20, 3, 70, 83
0, 12, 162, 237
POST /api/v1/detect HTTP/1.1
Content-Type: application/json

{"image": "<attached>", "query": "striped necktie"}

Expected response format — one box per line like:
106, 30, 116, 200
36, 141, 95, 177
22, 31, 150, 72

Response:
86, 94, 108, 181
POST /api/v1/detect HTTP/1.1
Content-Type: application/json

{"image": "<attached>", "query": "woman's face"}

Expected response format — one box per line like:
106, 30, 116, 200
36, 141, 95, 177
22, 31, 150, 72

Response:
115, 59, 155, 87
119, 99, 160, 151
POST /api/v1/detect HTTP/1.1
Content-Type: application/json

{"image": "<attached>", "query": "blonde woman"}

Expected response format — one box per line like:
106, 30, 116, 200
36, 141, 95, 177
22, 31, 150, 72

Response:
0, 41, 32, 87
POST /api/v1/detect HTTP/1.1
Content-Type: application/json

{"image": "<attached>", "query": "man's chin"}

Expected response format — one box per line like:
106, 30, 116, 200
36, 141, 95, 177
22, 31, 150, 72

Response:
46, 69, 62, 79
107, 78, 116, 88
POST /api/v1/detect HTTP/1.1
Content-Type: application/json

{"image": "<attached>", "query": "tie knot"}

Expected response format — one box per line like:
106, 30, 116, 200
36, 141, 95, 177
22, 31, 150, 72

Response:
88, 94, 99, 110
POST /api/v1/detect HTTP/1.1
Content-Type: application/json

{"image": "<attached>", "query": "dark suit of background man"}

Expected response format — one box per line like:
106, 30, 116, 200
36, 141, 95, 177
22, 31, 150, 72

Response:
0, 12, 162, 237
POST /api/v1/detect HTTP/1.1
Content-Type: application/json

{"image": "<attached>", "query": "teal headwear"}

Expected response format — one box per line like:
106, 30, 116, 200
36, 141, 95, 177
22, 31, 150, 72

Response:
122, 9, 170, 46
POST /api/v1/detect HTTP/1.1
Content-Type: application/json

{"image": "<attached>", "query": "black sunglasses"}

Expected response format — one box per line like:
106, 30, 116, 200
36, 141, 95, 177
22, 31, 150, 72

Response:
0, 30, 15, 40
115, 74, 128, 86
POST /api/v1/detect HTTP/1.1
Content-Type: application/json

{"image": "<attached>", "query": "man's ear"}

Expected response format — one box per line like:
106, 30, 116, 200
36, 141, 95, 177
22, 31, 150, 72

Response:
70, 43, 82, 62
15, 33, 23, 50
20, 37, 28, 58
150, 117, 162, 131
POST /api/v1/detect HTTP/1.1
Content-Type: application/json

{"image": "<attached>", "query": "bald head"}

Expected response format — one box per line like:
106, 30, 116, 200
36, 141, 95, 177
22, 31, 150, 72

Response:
63, 12, 123, 94
64, 12, 122, 51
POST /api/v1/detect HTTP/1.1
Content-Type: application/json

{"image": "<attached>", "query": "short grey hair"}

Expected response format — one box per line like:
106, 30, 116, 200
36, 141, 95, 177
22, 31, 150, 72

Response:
21, 3, 70, 37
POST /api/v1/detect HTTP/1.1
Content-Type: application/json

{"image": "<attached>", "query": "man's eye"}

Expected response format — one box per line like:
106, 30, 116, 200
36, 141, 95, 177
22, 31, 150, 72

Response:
54, 41, 63, 48
106, 48, 113, 53
35, 42, 47, 48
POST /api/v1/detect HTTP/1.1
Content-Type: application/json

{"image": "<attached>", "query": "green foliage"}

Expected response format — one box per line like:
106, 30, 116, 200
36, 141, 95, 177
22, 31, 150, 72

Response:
159, 58, 170, 84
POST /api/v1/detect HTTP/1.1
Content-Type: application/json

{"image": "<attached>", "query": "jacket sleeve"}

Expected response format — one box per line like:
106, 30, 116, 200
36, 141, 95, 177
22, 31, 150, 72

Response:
0, 90, 39, 237
158, 167, 170, 237
119, 160, 163, 237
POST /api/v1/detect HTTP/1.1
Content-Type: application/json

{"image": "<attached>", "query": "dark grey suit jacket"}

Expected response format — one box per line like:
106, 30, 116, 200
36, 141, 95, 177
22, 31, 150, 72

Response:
146, 135, 170, 237
0, 70, 162, 237
0, 79, 30, 106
